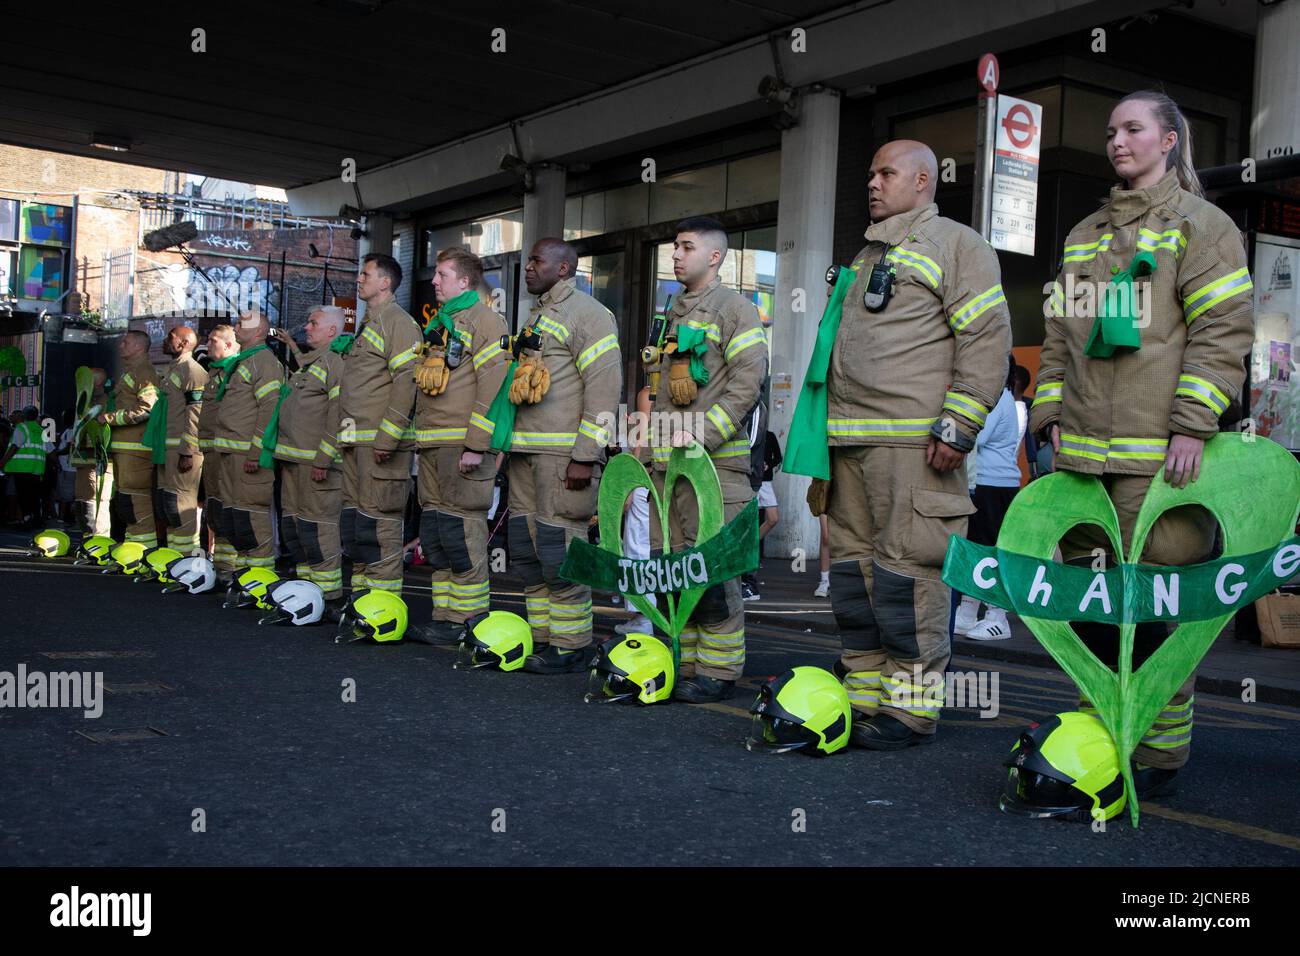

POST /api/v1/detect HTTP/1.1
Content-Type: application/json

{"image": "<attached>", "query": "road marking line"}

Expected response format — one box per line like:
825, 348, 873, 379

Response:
1143, 804, 1300, 853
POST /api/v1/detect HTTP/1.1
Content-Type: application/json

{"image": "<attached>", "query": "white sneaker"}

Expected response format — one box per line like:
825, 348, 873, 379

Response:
966, 614, 1011, 641
813, 579, 830, 598
615, 616, 652, 635
954, 600, 980, 636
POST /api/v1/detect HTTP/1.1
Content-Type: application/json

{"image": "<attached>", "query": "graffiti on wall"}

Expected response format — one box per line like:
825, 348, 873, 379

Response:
153, 263, 280, 322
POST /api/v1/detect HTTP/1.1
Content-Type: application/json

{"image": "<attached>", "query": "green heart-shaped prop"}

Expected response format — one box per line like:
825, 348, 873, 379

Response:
559, 443, 759, 677
945, 434, 1300, 826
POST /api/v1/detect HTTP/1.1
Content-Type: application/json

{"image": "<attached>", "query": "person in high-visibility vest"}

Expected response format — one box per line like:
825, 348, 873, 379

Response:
1, 405, 47, 529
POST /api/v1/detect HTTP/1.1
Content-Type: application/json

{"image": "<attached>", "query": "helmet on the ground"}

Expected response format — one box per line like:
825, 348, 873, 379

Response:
584, 634, 674, 705
335, 589, 408, 644
746, 666, 851, 756
234, 567, 281, 609
30, 529, 70, 558
77, 535, 117, 565
259, 580, 325, 626
999, 711, 1127, 823
455, 611, 531, 671
167, 555, 217, 594
141, 547, 185, 582
108, 541, 148, 575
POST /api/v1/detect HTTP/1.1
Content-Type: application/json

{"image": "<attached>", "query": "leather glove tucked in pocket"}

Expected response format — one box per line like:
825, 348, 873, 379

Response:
414, 347, 450, 396
668, 360, 697, 406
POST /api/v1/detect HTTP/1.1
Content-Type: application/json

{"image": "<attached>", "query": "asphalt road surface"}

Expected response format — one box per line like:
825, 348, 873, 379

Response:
2, 547, 1297, 866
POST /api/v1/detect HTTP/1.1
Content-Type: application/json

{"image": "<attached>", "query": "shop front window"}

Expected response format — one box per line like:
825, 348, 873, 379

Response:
422, 209, 523, 264
576, 252, 625, 320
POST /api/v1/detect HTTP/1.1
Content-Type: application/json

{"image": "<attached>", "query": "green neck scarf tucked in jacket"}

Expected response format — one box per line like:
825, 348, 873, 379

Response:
142, 394, 169, 465
675, 325, 711, 385
424, 290, 478, 343
783, 265, 858, 481
1085, 251, 1155, 359
211, 344, 269, 400
258, 383, 293, 469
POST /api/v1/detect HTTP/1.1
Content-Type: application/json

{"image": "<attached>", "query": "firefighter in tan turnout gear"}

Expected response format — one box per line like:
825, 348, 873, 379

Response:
199, 325, 239, 585
825, 140, 1011, 749
506, 238, 622, 674
406, 248, 509, 645
1030, 91, 1255, 797
213, 311, 285, 604
270, 306, 347, 610
98, 330, 161, 549
646, 216, 769, 704
157, 325, 208, 553
337, 253, 423, 597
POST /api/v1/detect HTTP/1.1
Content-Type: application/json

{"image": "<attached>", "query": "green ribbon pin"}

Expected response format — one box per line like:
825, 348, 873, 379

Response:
943, 433, 1300, 826
559, 444, 760, 679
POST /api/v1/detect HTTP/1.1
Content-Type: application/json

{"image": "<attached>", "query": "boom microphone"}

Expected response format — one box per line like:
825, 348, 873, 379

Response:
143, 220, 199, 252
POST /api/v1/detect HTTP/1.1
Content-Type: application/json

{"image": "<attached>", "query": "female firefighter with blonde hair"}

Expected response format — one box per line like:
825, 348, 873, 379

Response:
1029, 90, 1254, 797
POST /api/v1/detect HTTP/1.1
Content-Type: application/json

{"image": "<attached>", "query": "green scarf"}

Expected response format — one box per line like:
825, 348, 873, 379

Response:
675, 325, 711, 385
424, 290, 478, 343
1085, 251, 1155, 358
142, 393, 169, 465
488, 360, 518, 454
211, 344, 270, 400
329, 334, 355, 355
784, 265, 857, 480
258, 382, 293, 469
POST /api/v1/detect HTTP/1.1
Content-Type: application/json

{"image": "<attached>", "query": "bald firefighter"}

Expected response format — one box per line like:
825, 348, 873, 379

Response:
156, 325, 208, 552
646, 216, 769, 703
337, 252, 423, 596
199, 325, 239, 585
823, 140, 1011, 748
212, 311, 284, 602
508, 238, 622, 673
407, 247, 509, 644
270, 306, 347, 610
98, 330, 161, 549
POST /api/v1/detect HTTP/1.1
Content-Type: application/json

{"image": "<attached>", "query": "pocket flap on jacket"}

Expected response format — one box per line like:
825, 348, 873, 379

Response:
911, 488, 976, 519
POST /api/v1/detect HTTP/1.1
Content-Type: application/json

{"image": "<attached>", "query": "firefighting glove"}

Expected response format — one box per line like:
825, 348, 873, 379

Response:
415, 346, 450, 396
668, 359, 697, 406
806, 477, 831, 517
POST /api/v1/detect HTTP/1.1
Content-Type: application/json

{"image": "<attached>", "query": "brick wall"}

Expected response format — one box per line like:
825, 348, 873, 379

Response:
1, 144, 173, 313
132, 225, 359, 339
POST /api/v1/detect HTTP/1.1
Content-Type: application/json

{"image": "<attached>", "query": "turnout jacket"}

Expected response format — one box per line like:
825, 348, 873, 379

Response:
274, 347, 344, 470
196, 358, 227, 453
826, 203, 1012, 452
513, 278, 623, 463
339, 297, 423, 451
414, 299, 509, 453
106, 353, 161, 458
162, 352, 208, 455
649, 276, 768, 473
1029, 170, 1254, 476
214, 347, 284, 461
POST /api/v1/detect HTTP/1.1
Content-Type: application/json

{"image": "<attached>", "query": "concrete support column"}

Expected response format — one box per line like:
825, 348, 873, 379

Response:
767, 87, 840, 562
355, 213, 393, 323
1250, 1, 1300, 158
517, 164, 567, 320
